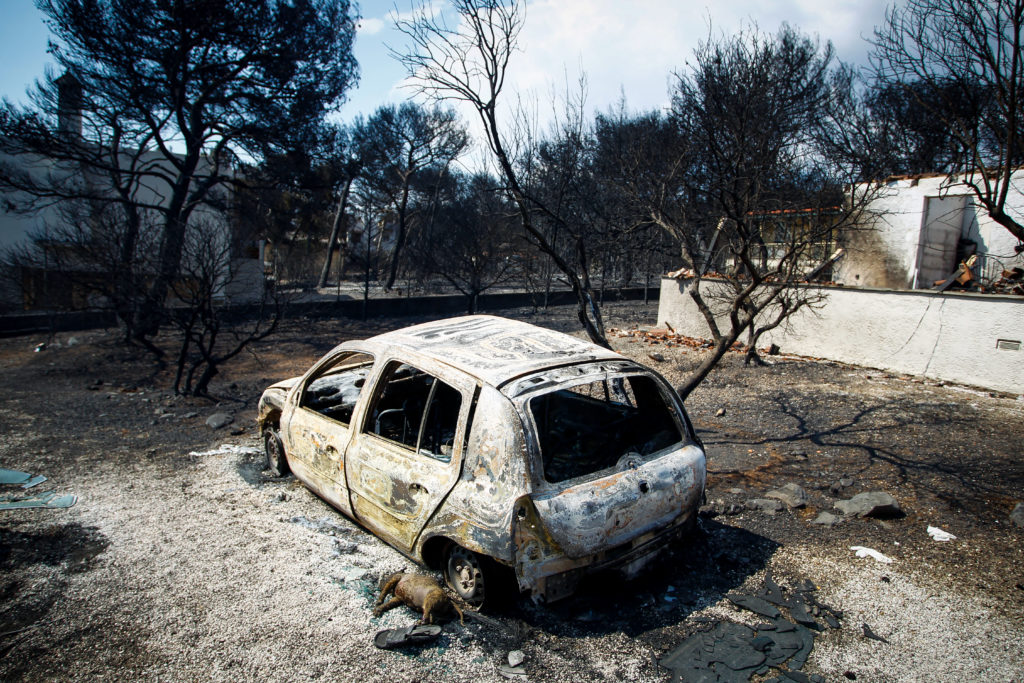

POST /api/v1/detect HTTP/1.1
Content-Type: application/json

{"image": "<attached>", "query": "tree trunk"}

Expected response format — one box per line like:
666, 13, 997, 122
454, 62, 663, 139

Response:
133, 153, 201, 340
317, 178, 352, 289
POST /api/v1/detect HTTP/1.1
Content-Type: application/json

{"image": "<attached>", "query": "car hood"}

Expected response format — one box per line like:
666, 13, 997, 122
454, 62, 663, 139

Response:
266, 376, 301, 393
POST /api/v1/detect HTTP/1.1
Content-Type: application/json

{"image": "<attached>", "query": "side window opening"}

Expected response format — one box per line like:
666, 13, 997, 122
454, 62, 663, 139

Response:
299, 352, 374, 425
368, 362, 462, 462
529, 375, 683, 484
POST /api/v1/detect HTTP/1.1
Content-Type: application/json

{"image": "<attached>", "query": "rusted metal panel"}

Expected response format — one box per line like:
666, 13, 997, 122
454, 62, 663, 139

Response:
416, 386, 530, 563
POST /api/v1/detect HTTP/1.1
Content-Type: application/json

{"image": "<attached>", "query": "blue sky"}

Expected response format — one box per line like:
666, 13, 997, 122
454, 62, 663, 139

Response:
1, 0, 894, 128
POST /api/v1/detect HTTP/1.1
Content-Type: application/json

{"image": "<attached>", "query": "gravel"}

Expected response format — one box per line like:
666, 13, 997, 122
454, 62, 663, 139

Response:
1, 302, 1022, 681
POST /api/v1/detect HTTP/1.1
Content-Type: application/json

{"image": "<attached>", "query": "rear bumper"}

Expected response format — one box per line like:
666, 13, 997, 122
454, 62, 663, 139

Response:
518, 511, 698, 603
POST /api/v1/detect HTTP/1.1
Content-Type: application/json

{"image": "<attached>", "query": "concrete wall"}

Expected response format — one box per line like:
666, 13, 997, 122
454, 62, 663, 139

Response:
658, 277, 1024, 395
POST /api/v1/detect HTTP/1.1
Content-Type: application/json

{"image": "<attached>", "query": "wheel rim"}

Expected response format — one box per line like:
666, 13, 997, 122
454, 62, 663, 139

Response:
447, 545, 485, 605
264, 429, 283, 473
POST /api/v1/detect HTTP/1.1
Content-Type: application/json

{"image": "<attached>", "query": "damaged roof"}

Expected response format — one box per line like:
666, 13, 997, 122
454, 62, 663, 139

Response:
361, 315, 623, 387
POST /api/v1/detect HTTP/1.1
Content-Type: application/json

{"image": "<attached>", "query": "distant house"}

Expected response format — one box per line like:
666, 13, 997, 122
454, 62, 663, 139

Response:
0, 74, 264, 311
836, 172, 1024, 290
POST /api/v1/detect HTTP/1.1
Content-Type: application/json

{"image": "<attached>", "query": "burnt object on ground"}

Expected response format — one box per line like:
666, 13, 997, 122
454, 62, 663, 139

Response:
659, 572, 840, 682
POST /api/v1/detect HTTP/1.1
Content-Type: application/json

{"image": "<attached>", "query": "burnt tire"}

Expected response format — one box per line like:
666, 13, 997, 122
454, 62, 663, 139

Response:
263, 426, 289, 477
444, 544, 490, 608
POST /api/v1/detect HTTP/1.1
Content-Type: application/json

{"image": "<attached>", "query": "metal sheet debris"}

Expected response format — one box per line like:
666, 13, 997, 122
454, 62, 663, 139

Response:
0, 468, 46, 488
661, 572, 840, 682
926, 526, 956, 542
1, 468, 74, 510
0, 490, 77, 510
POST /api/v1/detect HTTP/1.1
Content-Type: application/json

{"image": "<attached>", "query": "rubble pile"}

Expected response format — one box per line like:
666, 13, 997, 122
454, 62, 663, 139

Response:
988, 267, 1024, 295
933, 256, 1024, 295
610, 327, 759, 353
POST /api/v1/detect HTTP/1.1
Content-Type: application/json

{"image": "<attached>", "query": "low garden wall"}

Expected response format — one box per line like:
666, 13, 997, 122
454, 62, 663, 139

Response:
658, 278, 1024, 395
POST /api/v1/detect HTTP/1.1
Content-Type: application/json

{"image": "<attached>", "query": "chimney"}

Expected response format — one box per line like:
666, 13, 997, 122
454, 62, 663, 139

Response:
56, 72, 82, 139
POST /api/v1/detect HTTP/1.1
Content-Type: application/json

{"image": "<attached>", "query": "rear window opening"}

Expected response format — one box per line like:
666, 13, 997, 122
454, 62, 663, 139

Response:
529, 375, 684, 483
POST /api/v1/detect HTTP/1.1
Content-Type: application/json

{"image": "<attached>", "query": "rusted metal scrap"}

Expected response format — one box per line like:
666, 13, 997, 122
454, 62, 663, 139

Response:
258, 315, 707, 605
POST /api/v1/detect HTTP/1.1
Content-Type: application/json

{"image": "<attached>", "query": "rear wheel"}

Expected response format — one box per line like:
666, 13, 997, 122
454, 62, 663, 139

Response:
263, 426, 289, 477
444, 544, 488, 607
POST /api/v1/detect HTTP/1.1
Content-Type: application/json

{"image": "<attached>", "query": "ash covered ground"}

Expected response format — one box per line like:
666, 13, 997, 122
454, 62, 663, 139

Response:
1, 302, 1022, 682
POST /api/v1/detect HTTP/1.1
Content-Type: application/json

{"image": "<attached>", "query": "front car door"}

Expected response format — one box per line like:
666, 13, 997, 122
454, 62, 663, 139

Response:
283, 350, 375, 517
345, 359, 471, 552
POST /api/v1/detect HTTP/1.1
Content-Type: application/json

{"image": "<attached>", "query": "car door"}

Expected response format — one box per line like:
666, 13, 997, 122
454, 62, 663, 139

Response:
345, 359, 470, 553
283, 351, 374, 517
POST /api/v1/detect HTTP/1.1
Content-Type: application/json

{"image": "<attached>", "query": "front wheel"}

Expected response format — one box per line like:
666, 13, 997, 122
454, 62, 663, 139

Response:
263, 426, 289, 477
444, 544, 488, 607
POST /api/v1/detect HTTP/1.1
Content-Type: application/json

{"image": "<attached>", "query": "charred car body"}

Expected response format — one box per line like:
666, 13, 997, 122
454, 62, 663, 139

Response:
258, 316, 706, 605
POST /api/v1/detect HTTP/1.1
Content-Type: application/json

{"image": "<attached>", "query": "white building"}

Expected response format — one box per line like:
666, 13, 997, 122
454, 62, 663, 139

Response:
837, 172, 1024, 289
0, 76, 263, 310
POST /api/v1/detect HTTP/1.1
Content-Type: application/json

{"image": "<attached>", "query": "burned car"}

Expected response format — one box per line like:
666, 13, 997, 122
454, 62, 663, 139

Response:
258, 315, 706, 605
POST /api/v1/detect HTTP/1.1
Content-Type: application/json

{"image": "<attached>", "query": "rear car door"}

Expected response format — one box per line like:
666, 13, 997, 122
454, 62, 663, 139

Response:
345, 359, 470, 552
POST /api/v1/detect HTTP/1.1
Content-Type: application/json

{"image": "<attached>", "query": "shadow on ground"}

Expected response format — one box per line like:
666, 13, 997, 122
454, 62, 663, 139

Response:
499, 519, 779, 641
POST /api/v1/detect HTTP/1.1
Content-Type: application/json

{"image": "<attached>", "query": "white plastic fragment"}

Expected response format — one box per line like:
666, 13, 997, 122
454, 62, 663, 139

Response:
927, 526, 956, 542
188, 444, 260, 458
850, 545, 894, 564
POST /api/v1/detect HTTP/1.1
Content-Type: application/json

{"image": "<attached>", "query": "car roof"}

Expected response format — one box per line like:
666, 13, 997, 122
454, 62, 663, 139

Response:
362, 315, 624, 387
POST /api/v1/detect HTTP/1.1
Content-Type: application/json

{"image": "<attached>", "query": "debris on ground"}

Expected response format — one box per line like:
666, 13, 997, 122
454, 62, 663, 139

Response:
660, 571, 837, 682
766, 483, 808, 509
850, 546, 894, 564
205, 411, 234, 429
373, 624, 442, 650
498, 662, 528, 679
1, 467, 76, 511
926, 526, 956, 542
748, 498, 785, 514
0, 468, 46, 489
834, 492, 903, 518
811, 512, 840, 527
187, 443, 260, 458
1010, 502, 1024, 528
498, 649, 528, 679
861, 623, 890, 644
0, 489, 77, 510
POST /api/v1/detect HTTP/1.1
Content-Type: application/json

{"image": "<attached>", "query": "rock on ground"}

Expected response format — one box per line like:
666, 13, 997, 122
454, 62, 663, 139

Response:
834, 492, 902, 518
766, 483, 808, 509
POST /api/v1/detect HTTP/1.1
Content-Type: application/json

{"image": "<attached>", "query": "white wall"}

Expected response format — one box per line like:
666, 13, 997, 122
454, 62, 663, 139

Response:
658, 278, 1024, 395
0, 151, 66, 251
838, 172, 1024, 290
